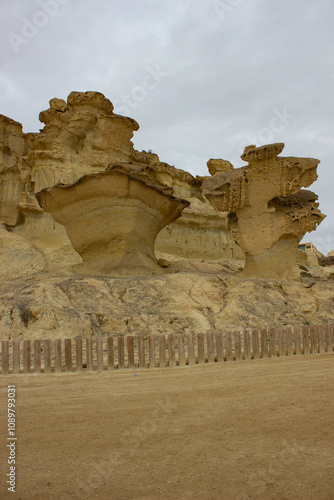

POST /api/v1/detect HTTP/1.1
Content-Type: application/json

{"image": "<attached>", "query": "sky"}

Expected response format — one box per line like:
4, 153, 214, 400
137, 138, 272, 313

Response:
1, 0, 333, 253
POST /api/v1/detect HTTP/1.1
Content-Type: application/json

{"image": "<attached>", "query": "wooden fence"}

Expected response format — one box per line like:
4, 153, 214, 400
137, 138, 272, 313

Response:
0, 324, 333, 374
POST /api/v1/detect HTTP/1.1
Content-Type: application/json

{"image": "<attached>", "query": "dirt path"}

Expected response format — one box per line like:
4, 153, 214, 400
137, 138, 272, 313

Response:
1, 354, 333, 500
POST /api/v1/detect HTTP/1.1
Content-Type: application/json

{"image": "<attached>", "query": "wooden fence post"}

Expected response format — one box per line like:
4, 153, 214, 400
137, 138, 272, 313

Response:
13, 339, 20, 374
65, 339, 72, 372
318, 325, 325, 354
278, 328, 285, 356
96, 338, 103, 371
310, 325, 318, 354
197, 333, 205, 364
260, 329, 268, 358
215, 331, 224, 363
225, 332, 233, 361
127, 336, 135, 369
138, 336, 145, 368
44, 340, 51, 373
159, 335, 166, 368
1, 341, 9, 375
324, 325, 330, 353
252, 329, 260, 359
178, 334, 185, 367
207, 332, 215, 364
235, 331, 242, 361
23, 340, 31, 374
149, 335, 156, 368
293, 326, 302, 355
286, 327, 294, 356
107, 337, 114, 370
118, 337, 125, 369
187, 333, 195, 365
76, 338, 83, 371
244, 330, 251, 360
269, 327, 276, 357
55, 339, 62, 373
302, 326, 310, 355
168, 334, 176, 367
86, 338, 93, 371
34, 340, 41, 373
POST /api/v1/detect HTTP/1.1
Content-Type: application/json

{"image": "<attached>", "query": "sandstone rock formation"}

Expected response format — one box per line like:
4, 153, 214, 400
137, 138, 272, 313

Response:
36, 164, 190, 276
1, 258, 333, 339
0, 115, 31, 226
297, 249, 319, 270
156, 197, 244, 260
207, 158, 234, 176
154, 162, 244, 260
0, 91, 241, 263
0, 103, 332, 339
319, 254, 334, 267
202, 143, 325, 280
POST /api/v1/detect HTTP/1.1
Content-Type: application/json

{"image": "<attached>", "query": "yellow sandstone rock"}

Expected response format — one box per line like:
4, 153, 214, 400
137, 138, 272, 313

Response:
36, 164, 190, 276
0, 106, 332, 338
0, 91, 239, 263
0, 115, 31, 226
202, 143, 325, 280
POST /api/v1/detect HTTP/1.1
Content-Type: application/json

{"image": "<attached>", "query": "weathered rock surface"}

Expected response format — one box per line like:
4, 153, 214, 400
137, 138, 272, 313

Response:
0, 225, 46, 280
154, 161, 244, 260
319, 255, 334, 267
0, 259, 333, 339
297, 249, 319, 269
0, 224, 82, 280
0, 115, 31, 226
202, 143, 325, 280
36, 164, 190, 276
2, 217, 330, 339
1, 97, 332, 339
156, 197, 245, 260
0, 91, 240, 262
207, 158, 234, 176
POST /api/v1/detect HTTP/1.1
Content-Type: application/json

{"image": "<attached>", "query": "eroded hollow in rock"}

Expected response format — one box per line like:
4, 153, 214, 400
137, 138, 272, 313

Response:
36, 165, 190, 276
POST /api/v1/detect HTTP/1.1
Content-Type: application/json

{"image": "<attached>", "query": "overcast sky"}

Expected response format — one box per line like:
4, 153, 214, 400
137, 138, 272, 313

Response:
1, 0, 333, 252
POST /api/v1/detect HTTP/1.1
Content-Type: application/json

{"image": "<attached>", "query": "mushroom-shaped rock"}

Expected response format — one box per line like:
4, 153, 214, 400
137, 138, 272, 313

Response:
36, 165, 190, 276
202, 143, 325, 280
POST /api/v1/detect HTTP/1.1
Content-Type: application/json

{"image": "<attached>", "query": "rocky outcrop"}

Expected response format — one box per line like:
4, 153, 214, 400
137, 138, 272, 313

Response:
36, 164, 190, 276
0, 224, 45, 280
207, 158, 234, 176
0, 92, 240, 262
318, 255, 334, 267
24, 91, 142, 192
1, 259, 333, 339
202, 143, 325, 280
297, 249, 319, 269
156, 197, 244, 260
15, 91, 144, 247
153, 162, 244, 260
0, 115, 31, 226
0, 105, 332, 339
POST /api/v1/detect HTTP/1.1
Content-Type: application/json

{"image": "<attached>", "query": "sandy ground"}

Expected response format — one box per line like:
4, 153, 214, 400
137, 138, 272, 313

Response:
0, 354, 333, 500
